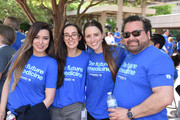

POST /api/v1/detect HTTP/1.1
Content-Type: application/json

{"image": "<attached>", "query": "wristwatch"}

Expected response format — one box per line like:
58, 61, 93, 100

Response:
127, 108, 134, 119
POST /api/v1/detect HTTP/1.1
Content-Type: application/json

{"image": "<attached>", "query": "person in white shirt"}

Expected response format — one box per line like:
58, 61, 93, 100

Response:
105, 32, 115, 45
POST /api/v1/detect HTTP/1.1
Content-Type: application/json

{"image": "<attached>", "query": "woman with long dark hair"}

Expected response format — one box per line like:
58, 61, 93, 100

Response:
50, 23, 89, 120
0, 21, 58, 120
83, 20, 126, 120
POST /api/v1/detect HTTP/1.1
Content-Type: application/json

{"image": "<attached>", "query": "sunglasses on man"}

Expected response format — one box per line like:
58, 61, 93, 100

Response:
122, 30, 144, 38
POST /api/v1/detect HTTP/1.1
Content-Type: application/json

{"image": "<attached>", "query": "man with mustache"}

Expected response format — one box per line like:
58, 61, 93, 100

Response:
108, 15, 174, 120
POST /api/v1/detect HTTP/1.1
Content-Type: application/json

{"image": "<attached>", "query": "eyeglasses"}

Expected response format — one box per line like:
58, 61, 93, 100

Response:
122, 30, 144, 38
63, 33, 79, 40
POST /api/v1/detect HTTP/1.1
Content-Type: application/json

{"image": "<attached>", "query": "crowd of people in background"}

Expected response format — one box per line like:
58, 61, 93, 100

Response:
3, 16, 26, 51
0, 15, 179, 120
105, 27, 180, 57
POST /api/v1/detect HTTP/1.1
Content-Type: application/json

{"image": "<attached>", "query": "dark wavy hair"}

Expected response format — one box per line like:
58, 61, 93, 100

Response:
121, 15, 152, 37
151, 34, 165, 49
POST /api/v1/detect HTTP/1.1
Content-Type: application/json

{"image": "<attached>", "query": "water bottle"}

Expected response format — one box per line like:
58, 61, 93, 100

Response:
81, 107, 87, 120
107, 92, 118, 108
6, 111, 16, 120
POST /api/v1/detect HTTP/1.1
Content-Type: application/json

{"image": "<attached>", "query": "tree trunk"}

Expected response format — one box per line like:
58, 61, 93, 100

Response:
51, 0, 67, 52
15, 0, 36, 24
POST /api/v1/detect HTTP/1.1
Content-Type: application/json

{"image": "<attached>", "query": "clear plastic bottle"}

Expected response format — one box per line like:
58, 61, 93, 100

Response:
81, 107, 87, 120
6, 111, 16, 120
107, 92, 118, 108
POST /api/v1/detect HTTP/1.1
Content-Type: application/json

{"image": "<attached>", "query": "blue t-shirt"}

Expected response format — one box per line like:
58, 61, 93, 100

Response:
114, 32, 121, 43
177, 41, 180, 51
174, 68, 178, 80
12, 32, 26, 51
167, 42, 173, 56
113, 45, 174, 120
52, 51, 90, 108
162, 34, 169, 51
85, 46, 126, 119
7, 55, 58, 113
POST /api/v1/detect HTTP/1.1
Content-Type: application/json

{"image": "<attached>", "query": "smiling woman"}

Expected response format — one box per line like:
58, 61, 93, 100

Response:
50, 23, 90, 120
0, 21, 58, 120
32, 29, 50, 57
83, 20, 126, 120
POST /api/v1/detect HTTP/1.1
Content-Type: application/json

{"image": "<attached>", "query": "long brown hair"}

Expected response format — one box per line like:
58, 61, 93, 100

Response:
56, 23, 85, 88
83, 20, 118, 82
7, 21, 55, 91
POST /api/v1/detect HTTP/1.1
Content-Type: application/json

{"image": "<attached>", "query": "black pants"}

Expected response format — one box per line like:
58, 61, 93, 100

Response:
87, 112, 110, 120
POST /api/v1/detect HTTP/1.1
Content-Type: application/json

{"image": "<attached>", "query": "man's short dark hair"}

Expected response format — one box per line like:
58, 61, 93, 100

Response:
5, 16, 20, 31
151, 34, 165, 49
171, 53, 180, 67
121, 15, 152, 36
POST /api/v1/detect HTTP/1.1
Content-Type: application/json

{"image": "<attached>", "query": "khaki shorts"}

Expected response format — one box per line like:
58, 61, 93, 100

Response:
50, 102, 83, 120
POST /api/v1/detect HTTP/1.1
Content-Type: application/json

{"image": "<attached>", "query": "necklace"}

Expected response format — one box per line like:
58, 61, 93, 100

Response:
92, 52, 104, 67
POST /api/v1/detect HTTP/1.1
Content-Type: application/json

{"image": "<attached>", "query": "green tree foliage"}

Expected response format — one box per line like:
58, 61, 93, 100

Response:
170, 30, 180, 38
150, 4, 173, 16
66, 0, 117, 11
20, 22, 30, 33
0, 0, 27, 22
66, 1, 88, 11
27, 0, 52, 23
106, 18, 116, 33
0, 0, 51, 23
123, 0, 151, 7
